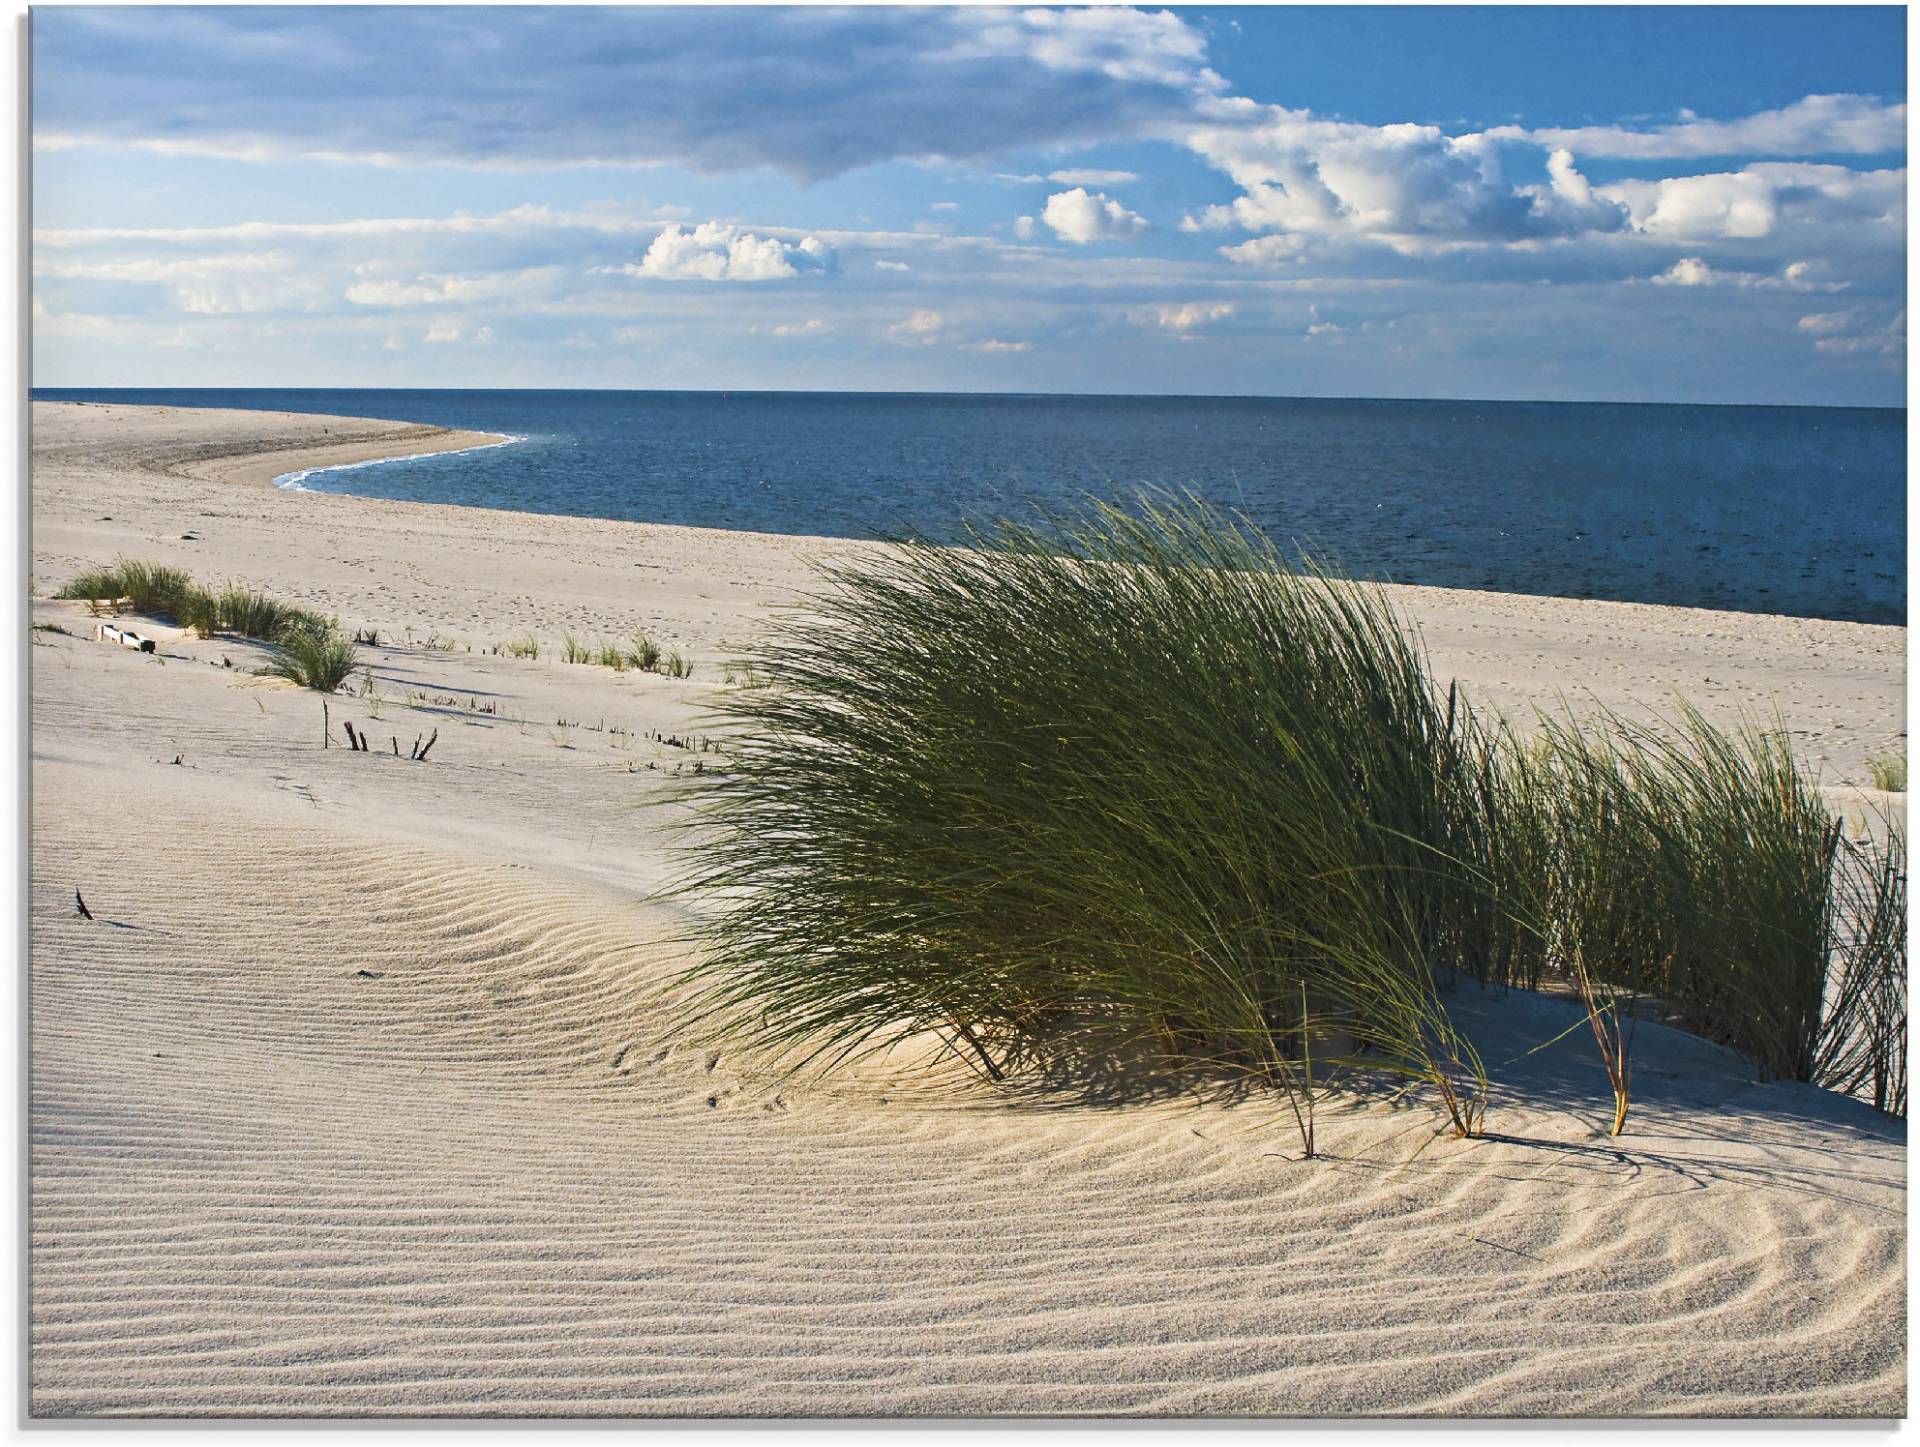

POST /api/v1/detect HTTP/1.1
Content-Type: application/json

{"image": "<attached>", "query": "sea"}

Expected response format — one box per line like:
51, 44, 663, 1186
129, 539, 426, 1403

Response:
32, 388, 1906, 625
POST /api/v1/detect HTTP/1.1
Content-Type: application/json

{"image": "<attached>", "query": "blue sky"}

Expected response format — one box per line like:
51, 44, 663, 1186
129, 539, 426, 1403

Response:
30, 5, 1908, 404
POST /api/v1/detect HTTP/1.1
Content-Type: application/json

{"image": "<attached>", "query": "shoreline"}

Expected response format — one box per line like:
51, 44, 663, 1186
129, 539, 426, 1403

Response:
30, 400, 1905, 633
28, 399, 1905, 791
273, 429, 527, 491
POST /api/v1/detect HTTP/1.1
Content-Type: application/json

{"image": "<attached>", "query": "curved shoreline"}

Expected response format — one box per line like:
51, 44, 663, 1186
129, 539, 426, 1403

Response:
28, 399, 1904, 756
273, 430, 526, 491
32, 399, 511, 490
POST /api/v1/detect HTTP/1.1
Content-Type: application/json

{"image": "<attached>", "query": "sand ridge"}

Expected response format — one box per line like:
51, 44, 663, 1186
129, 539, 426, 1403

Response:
27, 402, 1907, 1417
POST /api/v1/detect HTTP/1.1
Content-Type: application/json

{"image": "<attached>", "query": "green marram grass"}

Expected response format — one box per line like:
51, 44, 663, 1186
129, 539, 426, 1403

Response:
53, 559, 332, 645
668, 495, 1906, 1135
261, 628, 359, 692
56, 557, 195, 618
669, 497, 1508, 1134
215, 584, 330, 644
627, 634, 663, 672
1868, 750, 1907, 792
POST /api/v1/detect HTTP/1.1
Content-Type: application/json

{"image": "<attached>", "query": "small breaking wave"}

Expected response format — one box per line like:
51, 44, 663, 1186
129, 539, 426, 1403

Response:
273, 432, 525, 491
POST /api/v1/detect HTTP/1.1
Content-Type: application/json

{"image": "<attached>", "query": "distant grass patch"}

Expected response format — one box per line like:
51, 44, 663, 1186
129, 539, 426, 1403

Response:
53, 559, 334, 645
55, 557, 195, 619
55, 564, 134, 607
262, 629, 358, 692
627, 634, 662, 672
1868, 750, 1906, 792
670, 495, 1906, 1138
177, 584, 219, 639
217, 584, 328, 644
56, 558, 362, 692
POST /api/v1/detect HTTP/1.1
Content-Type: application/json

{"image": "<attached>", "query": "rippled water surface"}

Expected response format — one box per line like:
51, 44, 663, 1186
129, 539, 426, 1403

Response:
35, 388, 1905, 623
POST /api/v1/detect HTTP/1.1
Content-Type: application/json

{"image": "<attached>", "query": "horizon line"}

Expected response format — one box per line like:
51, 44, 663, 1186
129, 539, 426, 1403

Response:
29, 384, 1906, 414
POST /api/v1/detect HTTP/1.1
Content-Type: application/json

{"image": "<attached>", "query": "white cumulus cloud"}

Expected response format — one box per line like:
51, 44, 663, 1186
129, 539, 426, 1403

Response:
1041, 188, 1148, 244
1597, 162, 1903, 242
1184, 111, 1627, 243
626, 222, 835, 282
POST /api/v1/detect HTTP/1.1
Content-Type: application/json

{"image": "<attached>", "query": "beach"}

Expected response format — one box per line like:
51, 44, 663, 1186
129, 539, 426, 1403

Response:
27, 400, 1907, 1416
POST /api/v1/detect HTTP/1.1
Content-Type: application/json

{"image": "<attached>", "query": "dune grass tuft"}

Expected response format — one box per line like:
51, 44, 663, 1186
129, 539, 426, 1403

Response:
262, 629, 358, 692
114, 559, 196, 617
1868, 750, 1906, 792
55, 557, 196, 619
177, 585, 219, 639
669, 496, 1496, 1135
215, 584, 329, 644
626, 634, 663, 672
668, 494, 1906, 1133
54, 560, 334, 646
55, 564, 133, 606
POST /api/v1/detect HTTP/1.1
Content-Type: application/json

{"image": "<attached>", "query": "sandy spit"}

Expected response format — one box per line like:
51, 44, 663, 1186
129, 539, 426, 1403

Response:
27, 402, 1905, 1417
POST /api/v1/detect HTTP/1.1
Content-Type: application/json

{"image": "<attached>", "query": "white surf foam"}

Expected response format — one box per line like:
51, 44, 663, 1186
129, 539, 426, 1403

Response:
272, 432, 526, 491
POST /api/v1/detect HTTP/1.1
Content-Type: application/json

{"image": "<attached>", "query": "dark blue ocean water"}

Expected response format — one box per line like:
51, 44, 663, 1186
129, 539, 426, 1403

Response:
33, 388, 1906, 624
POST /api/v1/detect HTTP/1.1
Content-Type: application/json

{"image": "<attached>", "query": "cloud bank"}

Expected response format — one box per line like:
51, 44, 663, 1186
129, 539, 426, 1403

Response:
33, 6, 1223, 180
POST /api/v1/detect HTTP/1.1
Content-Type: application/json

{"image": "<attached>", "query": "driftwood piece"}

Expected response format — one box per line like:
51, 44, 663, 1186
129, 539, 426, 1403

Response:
331, 720, 436, 761
96, 622, 156, 654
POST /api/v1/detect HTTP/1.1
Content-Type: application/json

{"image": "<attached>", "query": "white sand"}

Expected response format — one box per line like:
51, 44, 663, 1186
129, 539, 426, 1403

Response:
28, 401, 1906, 1417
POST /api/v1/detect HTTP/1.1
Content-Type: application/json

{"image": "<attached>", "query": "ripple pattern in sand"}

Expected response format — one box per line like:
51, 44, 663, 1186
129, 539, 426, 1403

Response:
30, 763, 1905, 1418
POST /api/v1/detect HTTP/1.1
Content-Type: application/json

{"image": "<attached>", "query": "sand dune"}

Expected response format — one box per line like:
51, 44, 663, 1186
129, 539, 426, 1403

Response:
28, 402, 1906, 1416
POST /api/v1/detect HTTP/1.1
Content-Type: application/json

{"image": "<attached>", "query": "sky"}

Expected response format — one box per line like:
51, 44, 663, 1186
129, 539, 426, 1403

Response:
29, 4, 1910, 405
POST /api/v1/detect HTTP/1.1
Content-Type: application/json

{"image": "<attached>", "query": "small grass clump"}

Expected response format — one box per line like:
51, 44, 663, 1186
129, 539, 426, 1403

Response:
562, 631, 592, 664
53, 560, 333, 646
596, 641, 629, 671
262, 629, 358, 692
113, 559, 196, 617
505, 634, 540, 660
669, 494, 1906, 1139
1868, 750, 1906, 792
662, 648, 693, 679
55, 557, 196, 619
626, 634, 663, 672
215, 584, 329, 644
177, 585, 219, 640
55, 564, 133, 607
